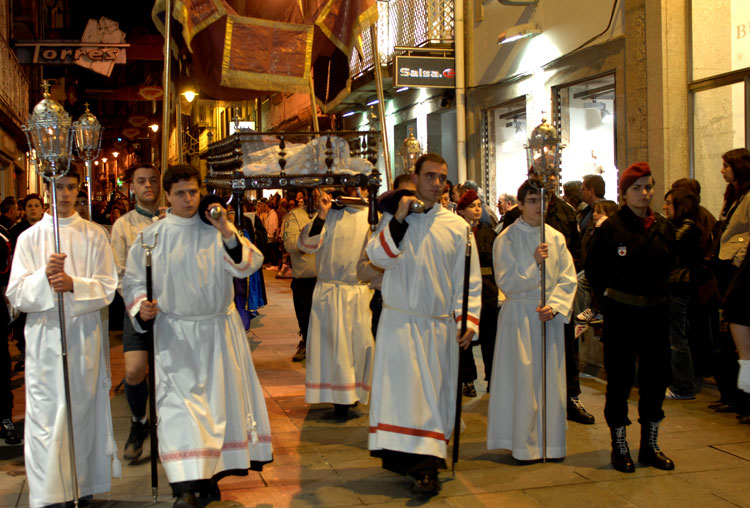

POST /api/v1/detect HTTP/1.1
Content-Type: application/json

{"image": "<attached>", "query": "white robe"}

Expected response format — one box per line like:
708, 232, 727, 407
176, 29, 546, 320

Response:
298, 206, 374, 405
122, 212, 272, 483
365, 206, 481, 459
6, 213, 119, 508
487, 220, 577, 460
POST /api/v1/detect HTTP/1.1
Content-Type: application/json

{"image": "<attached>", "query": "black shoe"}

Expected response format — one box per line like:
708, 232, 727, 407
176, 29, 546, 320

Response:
292, 341, 306, 362
462, 382, 477, 398
198, 483, 221, 504
0, 419, 21, 445
123, 418, 150, 460
411, 473, 441, 497
13, 353, 24, 372
173, 491, 198, 508
638, 421, 675, 470
610, 426, 636, 473
567, 396, 595, 424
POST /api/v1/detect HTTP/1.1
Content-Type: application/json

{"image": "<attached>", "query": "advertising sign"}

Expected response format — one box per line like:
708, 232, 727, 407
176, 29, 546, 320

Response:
394, 56, 456, 89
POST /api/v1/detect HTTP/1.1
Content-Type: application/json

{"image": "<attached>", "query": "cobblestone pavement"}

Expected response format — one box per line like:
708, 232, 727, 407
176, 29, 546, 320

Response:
2, 269, 749, 507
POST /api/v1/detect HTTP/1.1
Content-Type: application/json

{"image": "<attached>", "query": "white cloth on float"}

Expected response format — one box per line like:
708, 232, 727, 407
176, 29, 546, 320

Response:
123, 211, 272, 483
365, 206, 481, 460
487, 219, 577, 460
7, 213, 119, 508
298, 206, 374, 405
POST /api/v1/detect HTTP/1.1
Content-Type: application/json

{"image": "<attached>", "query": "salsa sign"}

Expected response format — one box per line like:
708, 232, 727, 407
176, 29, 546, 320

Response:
394, 56, 456, 89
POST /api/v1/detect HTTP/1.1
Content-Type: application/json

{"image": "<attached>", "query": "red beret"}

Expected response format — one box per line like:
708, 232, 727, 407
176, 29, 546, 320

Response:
619, 162, 652, 194
456, 189, 479, 212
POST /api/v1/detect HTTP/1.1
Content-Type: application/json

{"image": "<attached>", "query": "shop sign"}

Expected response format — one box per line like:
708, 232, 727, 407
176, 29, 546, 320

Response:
15, 17, 128, 77
394, 56, 455, 88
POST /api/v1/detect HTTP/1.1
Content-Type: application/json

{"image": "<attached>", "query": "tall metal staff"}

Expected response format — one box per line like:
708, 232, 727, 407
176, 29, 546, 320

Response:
524, 119, 563, 463
22, 82, 80, 506
73, 104, 103, 221
140, 233, 160, 502
452, 225, 472, 474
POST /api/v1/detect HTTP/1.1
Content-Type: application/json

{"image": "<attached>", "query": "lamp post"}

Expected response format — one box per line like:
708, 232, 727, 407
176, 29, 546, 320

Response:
111, 151, 120, 190
524, 118, 562, 463
22, 81, 80, 507
73, 103, 103, 221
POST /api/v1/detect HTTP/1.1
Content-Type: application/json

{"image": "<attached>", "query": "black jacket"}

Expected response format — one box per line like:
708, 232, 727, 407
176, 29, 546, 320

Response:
474, 223, 498, 306
586, 206, 675, 298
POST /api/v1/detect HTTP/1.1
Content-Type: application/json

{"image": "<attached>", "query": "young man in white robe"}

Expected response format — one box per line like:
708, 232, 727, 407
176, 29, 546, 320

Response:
298, 187, 374, 421
365, 153, 482, 495
110, 163, 162, 461
123, 165, 272, 508
487, 180, 577, 461
7, 170, 119, 508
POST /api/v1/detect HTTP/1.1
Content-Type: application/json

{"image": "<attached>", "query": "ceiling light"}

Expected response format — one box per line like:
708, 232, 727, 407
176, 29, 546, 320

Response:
497, 23, 542, 44
342, 110, 358, 118
396, 87, 409, 93
366, 98, 380, 106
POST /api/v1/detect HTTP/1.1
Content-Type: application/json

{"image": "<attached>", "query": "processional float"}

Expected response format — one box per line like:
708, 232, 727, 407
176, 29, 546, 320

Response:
525, 119, 564, 463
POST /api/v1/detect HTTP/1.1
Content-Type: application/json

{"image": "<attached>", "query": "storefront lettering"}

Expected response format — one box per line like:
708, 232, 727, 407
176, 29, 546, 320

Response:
399, 67, 455, 79
38, 47, 120, 62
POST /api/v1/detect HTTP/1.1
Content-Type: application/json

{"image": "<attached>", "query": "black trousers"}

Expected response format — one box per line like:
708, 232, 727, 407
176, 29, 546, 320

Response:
0, 301, 12, 419
370, 289, 383, 339
291, 277, 316, 345
602, 299, 670, 428
478, 300, 498, 383
564, 322, 580, 399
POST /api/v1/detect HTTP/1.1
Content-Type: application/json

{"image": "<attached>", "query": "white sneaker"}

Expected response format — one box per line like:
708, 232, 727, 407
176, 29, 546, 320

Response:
576, 308, 603, 323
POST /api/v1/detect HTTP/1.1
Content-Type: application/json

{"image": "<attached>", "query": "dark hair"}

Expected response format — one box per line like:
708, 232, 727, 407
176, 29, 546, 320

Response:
1, 197, 16, 214
668, 188, 699, 224
163, 164, 201, 193
76, 190, 88, 200
394, 173, 413, 189
125, 163, 160, 183
594, 199, 619, 217
517, 180, 541, 203
23, 194, 42, 209
414, 153, 447, 174
582, 174, 606, 198
671, 178, 701, 201
722, 148, 750, 209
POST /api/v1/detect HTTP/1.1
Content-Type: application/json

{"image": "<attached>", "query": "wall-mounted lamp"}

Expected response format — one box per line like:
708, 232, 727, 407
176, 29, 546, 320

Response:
149, 123, 159, 133
584, 100, 613, 123
497, 23, 542, 44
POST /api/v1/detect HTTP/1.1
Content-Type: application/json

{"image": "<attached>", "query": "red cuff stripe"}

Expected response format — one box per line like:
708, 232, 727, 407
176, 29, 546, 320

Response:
379, 230, 398, 258
369, 423, 449, 443
455, 314, 480, 326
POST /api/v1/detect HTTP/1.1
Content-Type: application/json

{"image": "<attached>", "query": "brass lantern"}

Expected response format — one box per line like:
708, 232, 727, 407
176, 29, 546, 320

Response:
525, 118, 562, 194
398, 128, 423, 174
22, 81, 74, 177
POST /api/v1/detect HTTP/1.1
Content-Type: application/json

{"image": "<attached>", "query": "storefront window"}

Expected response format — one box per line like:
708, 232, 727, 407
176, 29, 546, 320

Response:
691, 0, 750, 81
554, 74, 618, 202
692, 82, 746, 216
486, 98, 528, 203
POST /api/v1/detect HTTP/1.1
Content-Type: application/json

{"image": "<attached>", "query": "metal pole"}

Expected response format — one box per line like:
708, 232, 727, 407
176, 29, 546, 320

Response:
140, 233, 159, 502
50, 172, 80, 506
84, 160, 93, 221
455, 0, 468, 184
369, 25, 392, 190
452, 225, 471, 475
539, 189, 547, 463
308, 72, 320, 133
160, 0, 172, 172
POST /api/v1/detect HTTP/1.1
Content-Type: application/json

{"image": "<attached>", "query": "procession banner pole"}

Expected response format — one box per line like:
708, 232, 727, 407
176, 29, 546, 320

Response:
160, 0, 172, 173
140, 233, 160, 502
369, 24, 392, 190
539, 188, 548, 463
452, 225, 472, 475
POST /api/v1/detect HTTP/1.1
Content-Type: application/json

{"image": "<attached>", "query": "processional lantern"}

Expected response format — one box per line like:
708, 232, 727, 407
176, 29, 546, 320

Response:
525, 118, 561, 194
399, 128, 423, 174
73, 103, 104, 221
522, 118, 563, 464
22, 81, 82, 506
23, 81, 74, 178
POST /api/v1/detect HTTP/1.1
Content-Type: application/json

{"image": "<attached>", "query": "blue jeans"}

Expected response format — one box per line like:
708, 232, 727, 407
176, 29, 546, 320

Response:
668, 295, 696, 396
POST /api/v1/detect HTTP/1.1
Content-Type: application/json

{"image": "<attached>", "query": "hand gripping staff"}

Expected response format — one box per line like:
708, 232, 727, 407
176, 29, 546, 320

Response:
452, 225, 472, 475
140, 232, 160, 501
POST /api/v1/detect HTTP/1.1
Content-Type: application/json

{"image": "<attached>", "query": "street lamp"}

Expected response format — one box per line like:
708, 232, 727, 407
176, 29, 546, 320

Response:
21, 81, 81, 506
73, 103, 103, 221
